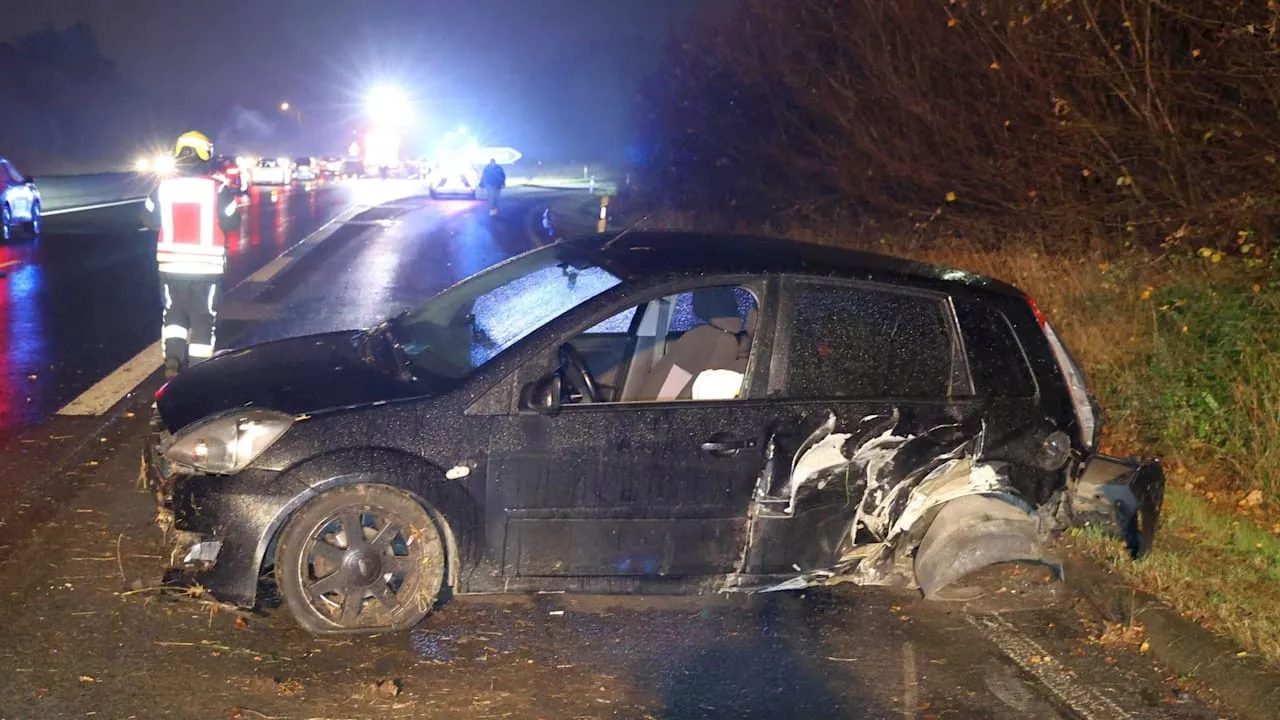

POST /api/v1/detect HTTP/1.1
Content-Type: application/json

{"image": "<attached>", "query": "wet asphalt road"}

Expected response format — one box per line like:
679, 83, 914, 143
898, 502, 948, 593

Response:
0, 179, 545, 442
0, 184, 1239, 718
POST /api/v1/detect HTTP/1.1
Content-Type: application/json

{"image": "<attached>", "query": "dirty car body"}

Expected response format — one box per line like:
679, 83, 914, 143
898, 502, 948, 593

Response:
144, 231, 1164, 634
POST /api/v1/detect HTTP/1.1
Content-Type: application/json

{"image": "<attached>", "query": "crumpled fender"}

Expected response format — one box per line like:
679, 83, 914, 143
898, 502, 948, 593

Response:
913, 494, 1060, 598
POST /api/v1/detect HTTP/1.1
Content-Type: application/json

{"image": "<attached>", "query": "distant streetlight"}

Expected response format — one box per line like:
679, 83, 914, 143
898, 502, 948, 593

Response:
279, 101, 302, 127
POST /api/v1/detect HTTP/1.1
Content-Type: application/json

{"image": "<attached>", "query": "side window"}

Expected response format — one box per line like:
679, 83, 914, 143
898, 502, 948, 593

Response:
954, 300, 1036, 397
784, 282, 956, 399
668, 288, 756, 334
582, 306, 637, 334
562, 284, 761, 404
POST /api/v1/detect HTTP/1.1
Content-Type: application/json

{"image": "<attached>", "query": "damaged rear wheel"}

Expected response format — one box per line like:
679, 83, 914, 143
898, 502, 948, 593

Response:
276, 484, 448, 634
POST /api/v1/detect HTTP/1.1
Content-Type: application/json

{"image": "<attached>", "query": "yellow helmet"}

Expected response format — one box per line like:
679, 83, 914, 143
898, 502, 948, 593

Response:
174, 131, 213, 161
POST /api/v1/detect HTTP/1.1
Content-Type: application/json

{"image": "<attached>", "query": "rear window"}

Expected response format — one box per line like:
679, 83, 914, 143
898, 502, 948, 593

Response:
784, 281, 955, 399
953, 299, 1036, 397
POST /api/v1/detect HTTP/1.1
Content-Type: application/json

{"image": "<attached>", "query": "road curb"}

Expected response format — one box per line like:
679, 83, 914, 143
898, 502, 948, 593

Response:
1062, 553, 1280, 720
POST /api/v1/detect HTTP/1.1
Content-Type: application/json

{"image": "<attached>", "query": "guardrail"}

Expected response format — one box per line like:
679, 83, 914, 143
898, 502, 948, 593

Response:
35, 173, 152, 215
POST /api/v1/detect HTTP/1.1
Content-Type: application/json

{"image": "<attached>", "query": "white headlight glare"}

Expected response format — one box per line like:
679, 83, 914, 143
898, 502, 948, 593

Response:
164, 409, 294, 473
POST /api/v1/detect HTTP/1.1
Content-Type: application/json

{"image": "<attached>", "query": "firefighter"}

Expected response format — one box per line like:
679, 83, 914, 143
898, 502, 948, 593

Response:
479, 159, 506, 216
143, 131, 242, 378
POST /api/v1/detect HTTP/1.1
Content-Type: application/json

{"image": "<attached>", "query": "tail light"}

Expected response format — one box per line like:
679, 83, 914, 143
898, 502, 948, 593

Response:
154, 381, 168, 402
1027, 295, 1098, 450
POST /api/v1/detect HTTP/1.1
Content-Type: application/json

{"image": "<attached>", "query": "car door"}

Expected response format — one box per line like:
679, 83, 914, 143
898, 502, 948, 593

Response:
736, 276, 985, 576
0, 161, 16, 218
486, 280, 776, 581
3, 161, 30, 218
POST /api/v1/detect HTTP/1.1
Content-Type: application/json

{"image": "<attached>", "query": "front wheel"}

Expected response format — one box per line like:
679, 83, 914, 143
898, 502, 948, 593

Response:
275, 484, 448, 634
25, 201, 41, 236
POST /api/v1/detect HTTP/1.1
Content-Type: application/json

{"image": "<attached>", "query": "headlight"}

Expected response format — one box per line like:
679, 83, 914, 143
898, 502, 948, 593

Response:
135, 157, 151, 172
164, 409, 294, 473
155, 155, 177, 175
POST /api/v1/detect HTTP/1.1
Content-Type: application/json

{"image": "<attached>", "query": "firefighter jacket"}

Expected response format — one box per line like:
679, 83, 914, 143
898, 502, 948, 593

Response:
144, 175, 241, 276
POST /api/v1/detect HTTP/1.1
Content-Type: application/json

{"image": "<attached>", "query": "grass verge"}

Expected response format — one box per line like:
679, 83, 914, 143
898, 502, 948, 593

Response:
1071, 489, 1280, 666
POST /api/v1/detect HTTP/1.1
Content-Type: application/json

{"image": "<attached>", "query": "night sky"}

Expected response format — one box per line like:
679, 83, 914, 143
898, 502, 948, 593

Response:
0, 0, 703, 160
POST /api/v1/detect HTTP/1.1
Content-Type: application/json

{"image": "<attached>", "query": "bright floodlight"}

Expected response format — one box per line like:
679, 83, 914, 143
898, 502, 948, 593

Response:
280, 101, 290, 112
366, 85, 410, 122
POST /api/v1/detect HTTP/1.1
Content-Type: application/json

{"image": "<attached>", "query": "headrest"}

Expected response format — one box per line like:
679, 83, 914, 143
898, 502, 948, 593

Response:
693, 287, 740, 325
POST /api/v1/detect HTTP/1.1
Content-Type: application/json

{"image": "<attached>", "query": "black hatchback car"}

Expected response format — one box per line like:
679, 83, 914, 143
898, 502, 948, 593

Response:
145, 231, 1163, 635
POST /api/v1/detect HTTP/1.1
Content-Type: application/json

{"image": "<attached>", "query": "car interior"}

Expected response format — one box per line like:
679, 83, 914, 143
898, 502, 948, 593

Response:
562, 285, 759, 404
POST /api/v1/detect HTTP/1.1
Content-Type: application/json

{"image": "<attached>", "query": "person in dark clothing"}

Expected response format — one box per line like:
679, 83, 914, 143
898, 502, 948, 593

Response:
142, 131, 242, 377
479, 159, 506, 216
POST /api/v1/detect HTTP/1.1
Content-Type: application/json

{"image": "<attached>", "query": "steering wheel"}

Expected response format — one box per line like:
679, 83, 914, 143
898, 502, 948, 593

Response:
557, 343, 601, 403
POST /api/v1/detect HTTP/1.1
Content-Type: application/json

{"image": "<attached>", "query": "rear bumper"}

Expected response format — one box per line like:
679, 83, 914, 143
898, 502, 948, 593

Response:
1072, 454, 1166, 558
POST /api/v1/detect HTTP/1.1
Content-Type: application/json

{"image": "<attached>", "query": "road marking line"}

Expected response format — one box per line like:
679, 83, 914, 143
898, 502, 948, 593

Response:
245, 256, 291, 283
901, 640, 918, 720
968, 613, 1131, 720
57, 341, 162, 416
42, 198, 145, 217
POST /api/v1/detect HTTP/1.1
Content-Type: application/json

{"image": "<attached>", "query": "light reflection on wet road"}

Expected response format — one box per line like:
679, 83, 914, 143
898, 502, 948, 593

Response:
227, 194, 542, 347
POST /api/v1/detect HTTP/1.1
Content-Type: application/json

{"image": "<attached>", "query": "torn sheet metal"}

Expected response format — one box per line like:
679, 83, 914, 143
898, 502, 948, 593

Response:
741, 408, 1058, 596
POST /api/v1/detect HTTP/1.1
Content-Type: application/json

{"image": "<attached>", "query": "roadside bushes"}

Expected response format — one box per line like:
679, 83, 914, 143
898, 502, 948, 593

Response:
639, 0, 1280, 251
1144, 281, 1280, 496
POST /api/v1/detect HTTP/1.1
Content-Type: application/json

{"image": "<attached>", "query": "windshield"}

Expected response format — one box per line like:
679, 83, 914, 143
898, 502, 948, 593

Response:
390, 246, 621, 378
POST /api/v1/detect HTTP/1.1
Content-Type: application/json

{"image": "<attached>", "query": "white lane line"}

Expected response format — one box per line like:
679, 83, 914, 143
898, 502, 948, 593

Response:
968, 613, 1131, 720
901, 640, 918, 720
57, 341, 162, 416
245, 256, 291, 283
42, 198, 145, 217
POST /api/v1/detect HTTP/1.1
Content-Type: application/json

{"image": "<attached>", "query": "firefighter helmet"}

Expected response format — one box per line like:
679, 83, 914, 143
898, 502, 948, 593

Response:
174, 131, 214, 162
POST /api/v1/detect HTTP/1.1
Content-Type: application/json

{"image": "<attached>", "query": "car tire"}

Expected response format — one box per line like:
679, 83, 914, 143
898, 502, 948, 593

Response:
1, 204, 11, 242
25, 201, 41, 236
275, 483, 449, 635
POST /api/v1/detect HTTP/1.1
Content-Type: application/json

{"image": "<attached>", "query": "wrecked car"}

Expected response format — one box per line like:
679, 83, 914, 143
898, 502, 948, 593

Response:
143, 231, 1164, 634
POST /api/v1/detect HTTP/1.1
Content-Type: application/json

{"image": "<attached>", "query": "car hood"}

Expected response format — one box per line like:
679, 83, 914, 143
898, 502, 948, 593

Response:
154, 330, 442, 432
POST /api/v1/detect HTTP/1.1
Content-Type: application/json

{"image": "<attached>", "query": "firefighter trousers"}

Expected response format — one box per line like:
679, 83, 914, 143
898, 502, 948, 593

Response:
161, 273, 222, 373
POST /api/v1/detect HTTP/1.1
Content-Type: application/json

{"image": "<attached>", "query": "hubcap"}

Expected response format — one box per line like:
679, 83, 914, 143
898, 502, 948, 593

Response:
344, 549, 383, 586
299, 508, 426, 628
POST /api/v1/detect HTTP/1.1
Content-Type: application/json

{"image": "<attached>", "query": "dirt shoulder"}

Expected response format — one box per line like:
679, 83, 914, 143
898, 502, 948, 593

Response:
0, 395, 1232, 719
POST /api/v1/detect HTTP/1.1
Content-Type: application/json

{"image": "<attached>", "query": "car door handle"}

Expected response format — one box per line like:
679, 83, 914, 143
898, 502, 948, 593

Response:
700, 438, 757, 456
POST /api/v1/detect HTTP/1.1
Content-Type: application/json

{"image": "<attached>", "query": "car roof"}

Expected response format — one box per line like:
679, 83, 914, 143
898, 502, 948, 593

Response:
552, 231, 1026, 299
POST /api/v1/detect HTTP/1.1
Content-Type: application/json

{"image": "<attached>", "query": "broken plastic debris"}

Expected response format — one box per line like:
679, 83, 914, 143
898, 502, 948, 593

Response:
375, 678, 402, 698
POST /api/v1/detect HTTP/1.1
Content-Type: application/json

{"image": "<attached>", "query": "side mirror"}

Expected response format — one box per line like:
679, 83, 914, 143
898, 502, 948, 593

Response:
519, 371, 562, 413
